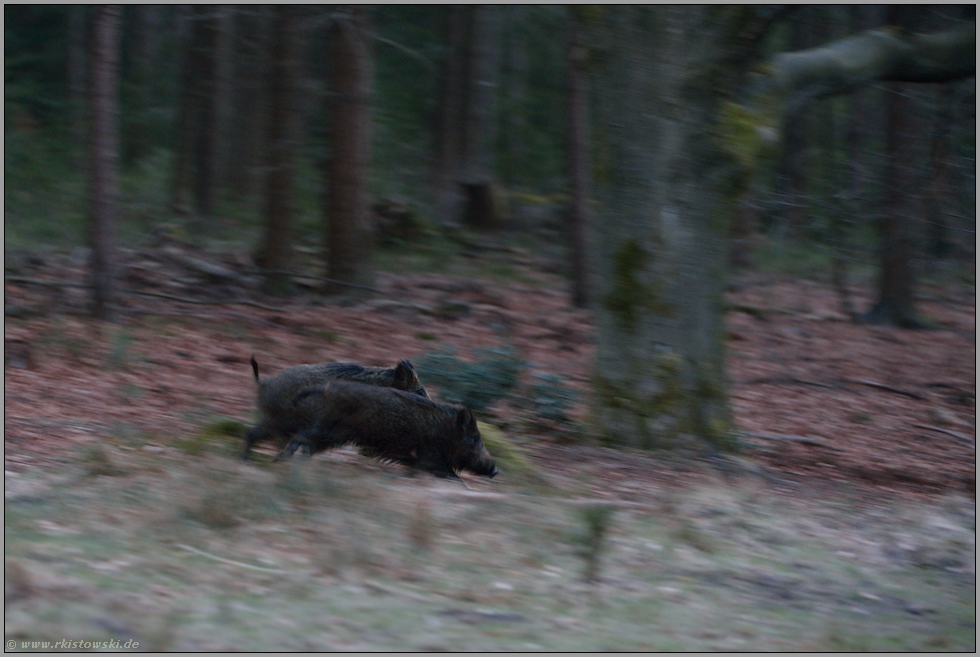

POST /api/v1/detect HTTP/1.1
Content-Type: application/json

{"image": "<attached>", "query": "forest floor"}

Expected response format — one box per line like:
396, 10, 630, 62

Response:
4, 238, 976, 650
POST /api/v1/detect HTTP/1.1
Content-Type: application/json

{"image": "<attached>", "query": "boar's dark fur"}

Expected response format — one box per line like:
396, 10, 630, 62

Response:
243, 356, 429, 459
279, 380, 499, 480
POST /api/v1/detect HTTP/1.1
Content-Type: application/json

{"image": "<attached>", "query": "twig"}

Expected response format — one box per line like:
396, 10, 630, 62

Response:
911, 424, 975, 449
848, 379, 927, 401
127, 289, 282, 312
176, 543, 286, 573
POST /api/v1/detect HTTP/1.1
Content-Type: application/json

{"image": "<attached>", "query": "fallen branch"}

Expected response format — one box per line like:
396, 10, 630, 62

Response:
734, 430, 830, 447
4, 275, 89, 289
742, 376, 838, 390
126, 289, 282, 312
176, 543, 285, 573
911, 424, 975, 450
848, 379, 927, 401
244, 268, 387, 296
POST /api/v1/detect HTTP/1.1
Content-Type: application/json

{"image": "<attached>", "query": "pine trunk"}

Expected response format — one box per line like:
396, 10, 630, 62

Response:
871, 5, 919, 327
257, 5, 300, 287
326, 6, 374, 293
88, 5, 122, 320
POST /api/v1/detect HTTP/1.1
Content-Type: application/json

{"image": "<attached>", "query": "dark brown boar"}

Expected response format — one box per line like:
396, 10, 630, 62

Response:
278, 380, 499, 480
243, 356, 429, 459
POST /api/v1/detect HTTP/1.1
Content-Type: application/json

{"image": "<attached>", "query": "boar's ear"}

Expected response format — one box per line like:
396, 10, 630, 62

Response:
393, 360, 416, 388
456, 407, 477, 433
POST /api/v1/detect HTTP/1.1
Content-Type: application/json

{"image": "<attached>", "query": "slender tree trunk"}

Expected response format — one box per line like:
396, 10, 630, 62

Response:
926, 86, 954, 260
193, 5, 220, 221
566, 17, 592, 308
432, 5, 502, 228
588, 6, 746, 450
68, 5, 88, 159
212, 6, 235, 196
502, 6, 527, 185
776, 10, 812, 238
228, 7, 270, 202
870, 5, 920, 327
88, 5, 122, 320
256, 5, 300, 289
461, 5, 501, 228
432, 6, 468, 227
326, 6, 375, 293
171, 6, 198, 214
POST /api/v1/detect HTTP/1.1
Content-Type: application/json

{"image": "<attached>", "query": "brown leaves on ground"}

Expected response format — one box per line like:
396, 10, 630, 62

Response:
4, 252, 975, 498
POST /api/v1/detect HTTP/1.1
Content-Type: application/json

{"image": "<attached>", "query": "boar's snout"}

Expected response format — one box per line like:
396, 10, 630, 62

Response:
489, 465, 499, 478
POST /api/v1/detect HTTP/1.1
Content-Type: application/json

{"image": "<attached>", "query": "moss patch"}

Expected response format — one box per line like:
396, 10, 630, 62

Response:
602, 239, 675, 332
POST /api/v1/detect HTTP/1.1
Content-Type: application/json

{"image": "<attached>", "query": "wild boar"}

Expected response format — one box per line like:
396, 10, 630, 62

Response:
278, 380, 499, 481
243, 356, 429, 459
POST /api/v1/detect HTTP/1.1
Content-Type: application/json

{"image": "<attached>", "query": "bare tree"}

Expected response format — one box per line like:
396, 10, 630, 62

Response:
88, 5, 122, 320
326, 6, 375, 293
748, 15, 975, 326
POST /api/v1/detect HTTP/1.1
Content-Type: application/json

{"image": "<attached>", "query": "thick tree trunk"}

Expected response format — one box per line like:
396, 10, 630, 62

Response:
88, 5, 122, 320
256, 5, 300, 288
432, 6, 467, 226
566, 18, 592, 308
326, 6, 375, 293
588, 6, 743, 450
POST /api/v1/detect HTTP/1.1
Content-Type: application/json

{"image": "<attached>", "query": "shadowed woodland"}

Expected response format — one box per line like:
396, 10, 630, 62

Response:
4, 5, 976, 651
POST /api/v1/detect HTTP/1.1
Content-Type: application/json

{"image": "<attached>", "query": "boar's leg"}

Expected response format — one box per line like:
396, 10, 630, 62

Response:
276, 427, 316, 462
243, 422, 275, 460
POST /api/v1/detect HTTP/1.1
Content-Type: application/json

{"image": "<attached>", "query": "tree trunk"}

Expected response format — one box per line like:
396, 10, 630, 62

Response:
171, 6, 198, 214
88, 5, 122, 321
68, 5, 88, 159
212, 6, 235, 195
256, 5, 300, 289
502, 6, 527, 185
432, 5, 502, 228
193, 5, 220, 221
588, 6, 746, 450
326, 6, 375, 294
776, 10, 812, 237
432, 6, 467, 226
566, 16, 592, 308
870, 5, 920, 327
228, 7, 271, 202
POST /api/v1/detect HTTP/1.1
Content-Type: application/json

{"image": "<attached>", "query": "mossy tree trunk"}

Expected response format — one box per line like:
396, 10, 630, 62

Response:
587, 6, 748, 450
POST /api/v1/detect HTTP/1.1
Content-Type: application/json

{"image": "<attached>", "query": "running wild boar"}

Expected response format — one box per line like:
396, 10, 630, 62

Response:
243, 356, 429, 459
279, 380, 498, 481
